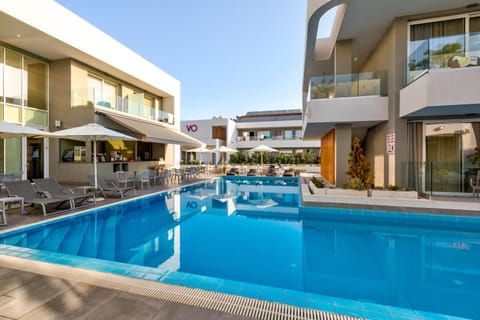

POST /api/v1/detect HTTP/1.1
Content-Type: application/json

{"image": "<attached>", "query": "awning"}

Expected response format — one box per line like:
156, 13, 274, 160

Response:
96, 111, 202, 146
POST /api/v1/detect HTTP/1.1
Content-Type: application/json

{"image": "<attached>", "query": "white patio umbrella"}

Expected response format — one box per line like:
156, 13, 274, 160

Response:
212, 146, 237, 167
0, 121, 52, 180
52, 123, 136, 189
249, 144, 278, 168
0, 120, 51, 138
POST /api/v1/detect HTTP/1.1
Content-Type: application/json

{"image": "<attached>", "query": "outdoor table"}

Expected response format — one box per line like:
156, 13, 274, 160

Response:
0, 196, 25, 226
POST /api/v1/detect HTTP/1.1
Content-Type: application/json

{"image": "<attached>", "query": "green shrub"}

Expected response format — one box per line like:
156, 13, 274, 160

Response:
311, 176, 324, 188
345, 137, 372, 190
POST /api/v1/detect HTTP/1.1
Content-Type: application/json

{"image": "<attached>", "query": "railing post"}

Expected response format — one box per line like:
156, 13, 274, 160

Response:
430, 161, 433, 197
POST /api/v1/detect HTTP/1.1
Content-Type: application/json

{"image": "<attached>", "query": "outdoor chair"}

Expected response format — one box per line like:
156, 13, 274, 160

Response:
4, 180, 74, 216
33, 178, 93, 209
137, 170, 151, 190
247, 168, 258, 176
148, 169, 163, 185
115, 171, 135, 189
88, 175, 136, 199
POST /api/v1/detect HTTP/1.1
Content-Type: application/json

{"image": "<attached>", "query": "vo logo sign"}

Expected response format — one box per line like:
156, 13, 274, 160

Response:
186, 124, 198, 132
186, 201, 198, 209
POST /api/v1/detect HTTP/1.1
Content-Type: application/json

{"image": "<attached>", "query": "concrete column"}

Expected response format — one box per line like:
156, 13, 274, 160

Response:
335, 124, 352, 187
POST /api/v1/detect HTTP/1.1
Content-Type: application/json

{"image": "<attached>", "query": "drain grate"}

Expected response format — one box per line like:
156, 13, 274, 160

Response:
0, 255, 363, 320
115, 282, 364, 320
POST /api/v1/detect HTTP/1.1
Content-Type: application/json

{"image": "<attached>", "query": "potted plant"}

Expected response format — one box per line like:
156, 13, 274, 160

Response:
327, 137, 370, 197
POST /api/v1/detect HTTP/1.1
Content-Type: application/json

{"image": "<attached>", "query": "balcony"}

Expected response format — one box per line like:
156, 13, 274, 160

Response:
407, 33, 480, 84
401, 34, 480, 118
304, 72, 389, 139
308, 71, 387, 100
71, 88, 175, 125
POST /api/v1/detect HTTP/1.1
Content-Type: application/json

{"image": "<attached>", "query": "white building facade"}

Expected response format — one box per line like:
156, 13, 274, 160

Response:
181, 109, 320, 165
0, 0, 199, 183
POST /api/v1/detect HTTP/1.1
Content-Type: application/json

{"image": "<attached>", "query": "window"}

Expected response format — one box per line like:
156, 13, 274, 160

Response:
4, 50, 22, 106
257, 130, 271, 140
87, 75, 102, 106
470, 16, 480, 57
24, 56, 48, 110
144, 96, 155, 120
284, 130, 293, 140
212, 126, 226, 140
408, 13, 480, 82
103, 81, 117, 109
410, 18, 465, 70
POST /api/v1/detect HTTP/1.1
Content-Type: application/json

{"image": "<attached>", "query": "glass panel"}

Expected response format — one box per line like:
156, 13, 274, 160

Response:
0, 47, 3, 99
144, 96, 154, 120
408, 18, 466, 82
4, 50, 22, 106
5, 138, 22, 174
24, 57, 47, 110
309, 71, 386, 100
424, 122, 480, 194
0, 139, 3, 173
4, 104, 21, 123
87, 75, 102, 106
469, 16, 480, 58
257, 130, 271, 140
284, 130, 293, 140
295, 129, 303, 140
103, 81, 117, 109
24, 107, 47, 126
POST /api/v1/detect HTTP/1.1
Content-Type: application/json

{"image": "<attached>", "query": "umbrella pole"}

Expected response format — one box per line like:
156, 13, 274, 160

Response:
93, 139, 98, 190
261, 152, 263, 174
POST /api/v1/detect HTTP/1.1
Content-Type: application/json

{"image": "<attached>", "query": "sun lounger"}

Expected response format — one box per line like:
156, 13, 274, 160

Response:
33, 178, 93, 209
4, 180, 73, 216
247, 169, 258, 176
89, 175, 136, 199
226, 167, 240, 176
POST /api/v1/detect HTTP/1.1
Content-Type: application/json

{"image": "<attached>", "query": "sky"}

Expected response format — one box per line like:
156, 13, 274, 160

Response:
57, 0, 308, 121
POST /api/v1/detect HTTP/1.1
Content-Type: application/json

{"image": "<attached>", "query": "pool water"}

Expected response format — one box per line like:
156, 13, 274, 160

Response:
0, 177, 479, 319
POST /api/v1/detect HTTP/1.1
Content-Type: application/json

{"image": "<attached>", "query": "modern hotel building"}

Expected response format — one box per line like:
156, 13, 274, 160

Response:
0, 1, 199, 183
181, 109, 320, 165
303, 0, 480, 195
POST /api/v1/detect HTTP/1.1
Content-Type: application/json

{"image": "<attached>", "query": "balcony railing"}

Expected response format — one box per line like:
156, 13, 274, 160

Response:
71, 88, 175, 125
407, 33, 480, 84
237, 135, 302, 141
308, 71, 387, 100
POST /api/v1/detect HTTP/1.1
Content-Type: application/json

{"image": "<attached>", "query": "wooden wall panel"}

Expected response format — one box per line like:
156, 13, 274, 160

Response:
321, 129, 335, 184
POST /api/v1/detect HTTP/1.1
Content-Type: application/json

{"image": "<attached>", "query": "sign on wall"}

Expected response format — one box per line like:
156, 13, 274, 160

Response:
185, 124, 198, 132
386, 133, 395, 154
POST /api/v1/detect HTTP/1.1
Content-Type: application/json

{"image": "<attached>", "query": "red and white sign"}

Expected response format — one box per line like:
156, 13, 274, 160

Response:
387, 133, 395, 154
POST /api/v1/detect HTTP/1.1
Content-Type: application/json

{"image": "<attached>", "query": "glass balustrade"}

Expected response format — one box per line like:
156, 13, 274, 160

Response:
308, 71, 387, 100
407, 32, 480, 84
71, 88, 175, 125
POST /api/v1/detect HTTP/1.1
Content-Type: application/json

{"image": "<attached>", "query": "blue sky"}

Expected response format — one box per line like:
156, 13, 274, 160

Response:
57, 0, 307, 121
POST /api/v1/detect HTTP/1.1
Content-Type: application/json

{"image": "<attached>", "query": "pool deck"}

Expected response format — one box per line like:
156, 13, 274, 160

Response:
0, 174, 478, 320
301, 179, 480, 215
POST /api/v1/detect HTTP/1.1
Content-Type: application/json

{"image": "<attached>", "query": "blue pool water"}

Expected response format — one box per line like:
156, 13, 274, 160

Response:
0, 176, 479, 320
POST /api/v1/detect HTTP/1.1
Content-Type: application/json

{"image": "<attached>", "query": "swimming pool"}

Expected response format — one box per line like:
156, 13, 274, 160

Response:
0, 177, 478, 320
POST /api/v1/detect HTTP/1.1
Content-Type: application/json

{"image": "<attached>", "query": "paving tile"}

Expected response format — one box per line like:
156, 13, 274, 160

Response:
0, 296, 13, 308
0, 269, 37, 295
20, 283, 116, 320
79, 291, 167, 320
152, 301, 223, 320
0, 275, 74, 319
